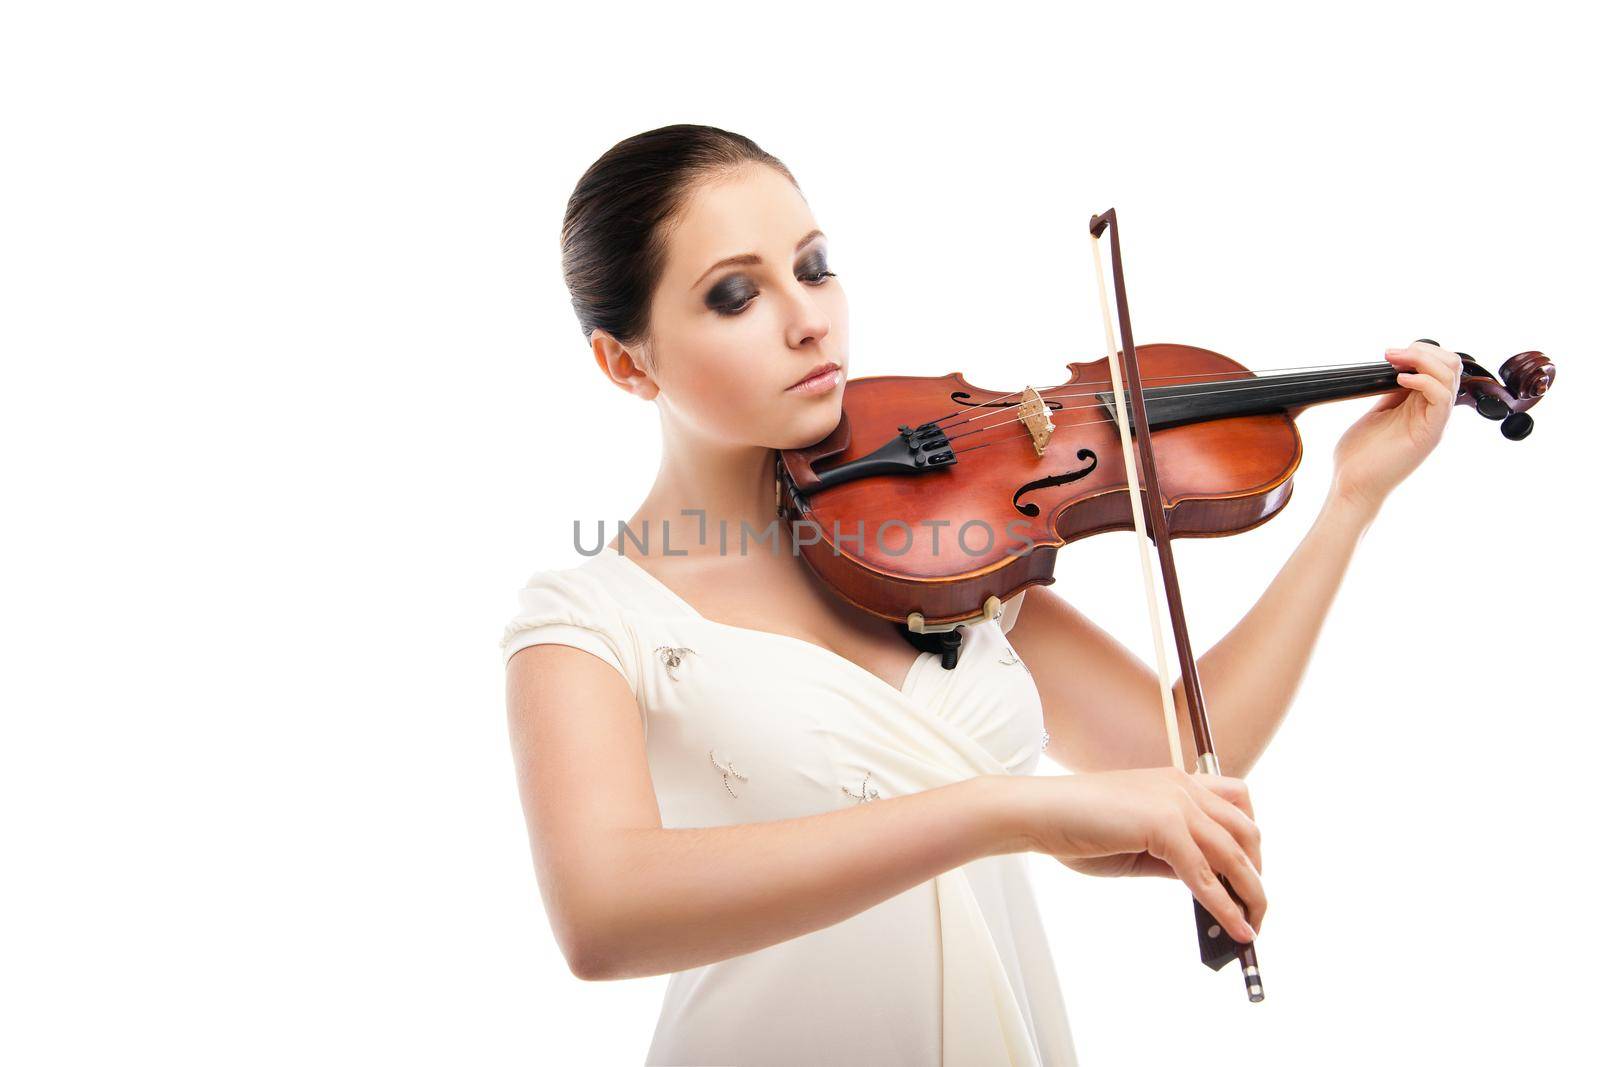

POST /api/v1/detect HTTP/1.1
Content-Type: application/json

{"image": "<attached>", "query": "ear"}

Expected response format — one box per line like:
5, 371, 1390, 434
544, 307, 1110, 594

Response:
590, 329, 659, 400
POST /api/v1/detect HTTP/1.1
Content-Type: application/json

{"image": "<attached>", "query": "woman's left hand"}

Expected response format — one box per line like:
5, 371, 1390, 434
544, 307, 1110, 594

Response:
1330, 340, 1463, 513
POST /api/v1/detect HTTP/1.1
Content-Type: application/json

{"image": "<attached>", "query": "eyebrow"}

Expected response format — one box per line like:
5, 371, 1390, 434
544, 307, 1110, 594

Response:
691, 229, 826, 289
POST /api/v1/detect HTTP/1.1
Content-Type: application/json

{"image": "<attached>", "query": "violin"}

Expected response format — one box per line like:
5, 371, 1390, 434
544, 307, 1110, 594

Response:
775, 208, 1556, 1002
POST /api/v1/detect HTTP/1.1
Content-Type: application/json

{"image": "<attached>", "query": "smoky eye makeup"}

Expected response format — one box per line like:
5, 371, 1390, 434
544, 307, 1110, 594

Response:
704, 246, 836, 316
796, 248, 833, 281
705, 275, 757, 314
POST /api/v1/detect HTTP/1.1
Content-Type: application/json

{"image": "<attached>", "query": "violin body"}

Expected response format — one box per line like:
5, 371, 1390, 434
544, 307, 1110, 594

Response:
777, 342, 1552, 630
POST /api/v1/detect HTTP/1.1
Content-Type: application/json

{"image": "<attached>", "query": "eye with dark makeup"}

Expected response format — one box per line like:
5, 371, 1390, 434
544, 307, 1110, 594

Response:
706, 251, 836, 317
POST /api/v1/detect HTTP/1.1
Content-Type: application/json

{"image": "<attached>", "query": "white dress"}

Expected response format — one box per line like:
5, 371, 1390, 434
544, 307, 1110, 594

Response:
500, 548, 1078, 1066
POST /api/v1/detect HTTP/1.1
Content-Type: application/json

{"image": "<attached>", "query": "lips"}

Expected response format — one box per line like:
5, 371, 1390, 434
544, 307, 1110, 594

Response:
784, 361, 844, 395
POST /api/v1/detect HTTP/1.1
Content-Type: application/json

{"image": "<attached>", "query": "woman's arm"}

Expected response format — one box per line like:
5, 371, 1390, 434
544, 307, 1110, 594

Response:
1010, 341, 1462, 777
507, 644, 1267, 980
1011, 486, 1376, 777
1165, 486, 1376, 775
507, 644, 1025, 981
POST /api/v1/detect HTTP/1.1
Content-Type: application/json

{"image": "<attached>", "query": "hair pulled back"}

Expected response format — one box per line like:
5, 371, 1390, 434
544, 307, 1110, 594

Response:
561, 124, 796, 347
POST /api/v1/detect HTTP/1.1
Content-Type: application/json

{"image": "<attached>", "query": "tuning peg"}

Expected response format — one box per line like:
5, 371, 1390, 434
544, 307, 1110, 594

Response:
1475, 392, 1510, 421
1501, 411, 1534, 440
1413, 338, 1441, 347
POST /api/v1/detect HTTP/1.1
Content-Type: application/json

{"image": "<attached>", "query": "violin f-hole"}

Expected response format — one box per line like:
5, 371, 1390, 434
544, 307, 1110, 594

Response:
1012, 448, 1098, 516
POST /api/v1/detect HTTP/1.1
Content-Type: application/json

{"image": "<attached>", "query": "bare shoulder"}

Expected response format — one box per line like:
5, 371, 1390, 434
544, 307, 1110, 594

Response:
1006, 583, 1106, 644
505, 643, 651, 779
505, 642, 662, 959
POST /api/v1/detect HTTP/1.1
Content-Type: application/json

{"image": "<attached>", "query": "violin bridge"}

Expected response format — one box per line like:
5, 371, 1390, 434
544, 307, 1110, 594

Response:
1017, 385, 1055, 457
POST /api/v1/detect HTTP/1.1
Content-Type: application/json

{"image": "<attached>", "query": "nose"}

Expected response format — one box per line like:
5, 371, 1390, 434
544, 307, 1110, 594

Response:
783, 281, 831, 350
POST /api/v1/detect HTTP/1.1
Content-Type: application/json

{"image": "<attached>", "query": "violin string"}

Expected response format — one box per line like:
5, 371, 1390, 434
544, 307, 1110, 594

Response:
939, 363, 1402, 447
947, 375, 1406, 455
942, 375, 1391, 449
1038, 359, 1387, 392
926, 360, 1392, 436
944, 361, 1391, 432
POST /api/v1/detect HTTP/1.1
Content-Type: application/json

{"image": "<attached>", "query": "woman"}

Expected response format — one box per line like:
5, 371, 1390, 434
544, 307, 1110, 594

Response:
502, 124, 1461, 1066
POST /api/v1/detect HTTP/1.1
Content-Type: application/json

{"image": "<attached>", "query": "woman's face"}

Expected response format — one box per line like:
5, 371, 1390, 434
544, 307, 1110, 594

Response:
639, 163, 849, 451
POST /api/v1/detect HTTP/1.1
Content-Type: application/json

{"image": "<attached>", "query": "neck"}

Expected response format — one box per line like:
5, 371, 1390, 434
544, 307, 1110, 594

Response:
617, 419, 778, 559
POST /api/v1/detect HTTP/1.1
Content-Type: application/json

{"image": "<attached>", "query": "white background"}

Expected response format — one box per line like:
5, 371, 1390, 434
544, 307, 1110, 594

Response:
3, 2, 1594, 1064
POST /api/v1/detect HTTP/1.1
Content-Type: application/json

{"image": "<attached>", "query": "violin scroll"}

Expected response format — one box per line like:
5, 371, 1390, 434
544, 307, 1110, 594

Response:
1500, 350, 1555, 400
1417, 339, 1555, 441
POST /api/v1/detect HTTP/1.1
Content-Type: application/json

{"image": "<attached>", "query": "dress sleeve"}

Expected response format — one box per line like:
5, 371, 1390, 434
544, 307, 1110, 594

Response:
499, 567, 640, 694
999, 589, 1028, 636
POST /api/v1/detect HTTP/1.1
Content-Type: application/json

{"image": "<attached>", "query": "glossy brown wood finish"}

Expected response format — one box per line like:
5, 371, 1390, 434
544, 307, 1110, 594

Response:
779, 344, 1304, 626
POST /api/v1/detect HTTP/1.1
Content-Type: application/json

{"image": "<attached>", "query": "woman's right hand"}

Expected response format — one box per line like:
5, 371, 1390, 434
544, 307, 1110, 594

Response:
1016, 767, 1265, 943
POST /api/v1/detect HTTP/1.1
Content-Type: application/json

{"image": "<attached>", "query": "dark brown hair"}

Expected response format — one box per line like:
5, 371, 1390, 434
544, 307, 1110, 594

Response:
560, 124, 796, 346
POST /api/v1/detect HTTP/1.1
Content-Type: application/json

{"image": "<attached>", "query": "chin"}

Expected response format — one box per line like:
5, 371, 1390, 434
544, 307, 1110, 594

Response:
772, 397, 845, 450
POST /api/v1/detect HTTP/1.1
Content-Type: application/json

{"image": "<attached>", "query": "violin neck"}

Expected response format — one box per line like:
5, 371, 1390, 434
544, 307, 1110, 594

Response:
1100, 362, 1401, 430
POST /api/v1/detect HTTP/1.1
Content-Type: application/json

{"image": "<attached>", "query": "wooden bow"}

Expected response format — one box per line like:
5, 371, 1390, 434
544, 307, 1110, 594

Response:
1088, 208, 1264, 1002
